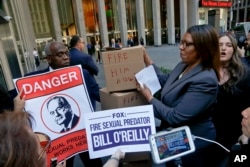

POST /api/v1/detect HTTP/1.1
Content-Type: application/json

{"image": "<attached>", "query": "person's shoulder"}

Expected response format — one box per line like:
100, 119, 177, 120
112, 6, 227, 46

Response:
76, 52, 93, 61
69, 48, 79, 54
174, 61, 186, 68
82, 69, 96, 79
241, 57, 250, 67
82, 68, 91, 75
24, 67, 49, 77
81, 51, 90, 57
242, 65, 250, 81
70, 49, 89, 59
198, 68, 218, 83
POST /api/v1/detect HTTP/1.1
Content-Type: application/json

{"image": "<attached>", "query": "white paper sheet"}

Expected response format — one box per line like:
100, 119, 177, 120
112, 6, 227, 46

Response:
135, 65, 161, 95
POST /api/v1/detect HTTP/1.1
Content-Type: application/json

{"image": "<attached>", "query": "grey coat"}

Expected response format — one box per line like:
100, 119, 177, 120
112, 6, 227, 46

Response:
150, 62, 218, 149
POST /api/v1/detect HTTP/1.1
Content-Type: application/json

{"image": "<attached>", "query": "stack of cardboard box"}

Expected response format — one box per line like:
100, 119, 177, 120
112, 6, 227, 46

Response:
100, 46, 152, 167
100, 45, 148, 110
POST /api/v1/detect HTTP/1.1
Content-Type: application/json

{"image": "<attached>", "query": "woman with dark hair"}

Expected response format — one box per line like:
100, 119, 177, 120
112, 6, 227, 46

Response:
137, 24, 220, 167
211, 33, 250, 166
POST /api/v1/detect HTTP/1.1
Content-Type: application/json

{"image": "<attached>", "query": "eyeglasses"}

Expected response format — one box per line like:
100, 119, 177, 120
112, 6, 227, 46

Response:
179, 40, 194, 49
35, 132, 51, 160
55, 51, 70, 58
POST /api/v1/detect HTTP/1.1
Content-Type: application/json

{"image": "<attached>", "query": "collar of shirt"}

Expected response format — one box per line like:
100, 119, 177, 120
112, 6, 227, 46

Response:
49, 66, 54, 71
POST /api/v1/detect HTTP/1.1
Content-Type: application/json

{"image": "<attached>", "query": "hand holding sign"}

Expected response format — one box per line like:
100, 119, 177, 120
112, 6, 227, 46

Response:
103, 149, 125, 167
13, 88, 26, 112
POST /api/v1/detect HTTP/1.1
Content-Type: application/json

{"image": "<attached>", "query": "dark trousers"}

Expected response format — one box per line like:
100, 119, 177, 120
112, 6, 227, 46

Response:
35, 57, 40, 67
66, 151, 103, 167
97, 51, 101, 62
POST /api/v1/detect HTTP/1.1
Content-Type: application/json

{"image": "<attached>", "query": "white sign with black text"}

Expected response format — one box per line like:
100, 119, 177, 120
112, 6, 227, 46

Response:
83, 105, 156, 159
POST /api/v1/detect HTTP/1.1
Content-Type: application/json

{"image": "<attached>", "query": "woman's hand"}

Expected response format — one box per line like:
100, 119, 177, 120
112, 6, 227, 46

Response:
14, 88, 25, 112
137, 83, 153, 102
241, 107, 250, 137
103, 149, 125, 167
112, 149, 125, 160
238, 134, 249, 145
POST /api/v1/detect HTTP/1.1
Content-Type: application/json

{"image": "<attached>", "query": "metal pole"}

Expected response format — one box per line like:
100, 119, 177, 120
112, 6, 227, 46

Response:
230, 8, 233, 29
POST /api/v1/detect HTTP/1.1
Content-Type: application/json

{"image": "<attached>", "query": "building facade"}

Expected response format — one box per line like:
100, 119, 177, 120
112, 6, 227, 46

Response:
229, 0, 250, 28
0, 0, 232, 92
198, 0, 231, 33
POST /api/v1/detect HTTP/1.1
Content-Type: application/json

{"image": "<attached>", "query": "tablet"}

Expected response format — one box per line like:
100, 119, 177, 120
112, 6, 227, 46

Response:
149, 126, 195, 164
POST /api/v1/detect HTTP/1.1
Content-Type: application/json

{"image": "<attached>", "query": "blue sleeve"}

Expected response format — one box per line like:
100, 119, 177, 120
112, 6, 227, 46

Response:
82, 69, 100, 103
85, 55, 99, 76
70, 51, 99, 76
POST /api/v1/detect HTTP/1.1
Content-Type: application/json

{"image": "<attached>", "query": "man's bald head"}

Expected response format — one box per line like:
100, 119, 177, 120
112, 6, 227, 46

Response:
44, 41, 70, 69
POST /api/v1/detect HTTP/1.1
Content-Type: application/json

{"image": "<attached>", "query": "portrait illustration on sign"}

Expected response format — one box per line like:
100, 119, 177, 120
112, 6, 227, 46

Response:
41, 94, 81, 133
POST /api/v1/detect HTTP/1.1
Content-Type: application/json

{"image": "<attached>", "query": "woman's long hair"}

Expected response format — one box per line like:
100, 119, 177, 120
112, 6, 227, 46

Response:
0, 111, 44, 167
219, 33, 248, 93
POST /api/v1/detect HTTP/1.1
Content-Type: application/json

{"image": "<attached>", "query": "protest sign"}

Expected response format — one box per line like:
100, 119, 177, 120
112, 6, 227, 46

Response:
83, 105, 156, 159
13, 65, 93, 165
101, 45, 145, 92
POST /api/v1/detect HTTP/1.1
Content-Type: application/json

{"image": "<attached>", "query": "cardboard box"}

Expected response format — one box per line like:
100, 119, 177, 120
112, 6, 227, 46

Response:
101, 46, 145, 92
99, 88, 151, 166
99, 87, 147, 110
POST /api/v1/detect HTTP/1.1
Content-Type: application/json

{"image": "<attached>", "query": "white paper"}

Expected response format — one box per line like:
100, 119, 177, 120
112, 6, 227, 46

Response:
135, 65, 161, 95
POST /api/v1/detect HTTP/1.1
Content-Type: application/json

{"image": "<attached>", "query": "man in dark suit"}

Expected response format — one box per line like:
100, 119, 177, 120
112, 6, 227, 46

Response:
127, 36, 134, 47
25, 41, 102, 167
46, 96, 79, 133
110, 38, 120, 48
69, 35, 99, 76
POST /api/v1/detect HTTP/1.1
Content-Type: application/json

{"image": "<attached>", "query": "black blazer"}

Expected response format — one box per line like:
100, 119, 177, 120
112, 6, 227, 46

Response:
60, 114, 79, 133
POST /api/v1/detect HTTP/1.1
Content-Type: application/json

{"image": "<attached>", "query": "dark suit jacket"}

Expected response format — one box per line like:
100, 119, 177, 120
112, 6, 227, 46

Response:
24, 66, 100, 110
151, 62, 218, 150
60, 114, 79, 133
69, 48, 99, 76
110, 43, 120, 48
